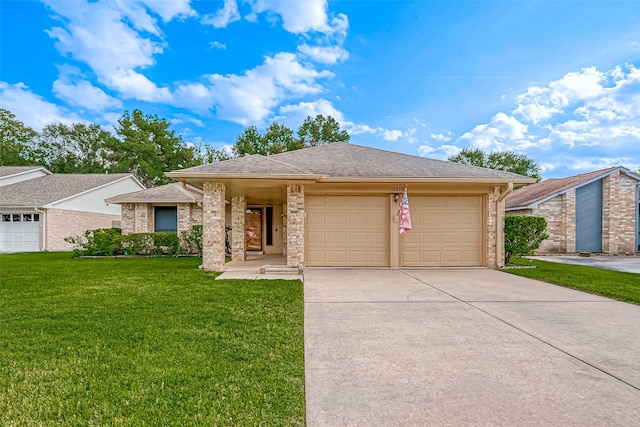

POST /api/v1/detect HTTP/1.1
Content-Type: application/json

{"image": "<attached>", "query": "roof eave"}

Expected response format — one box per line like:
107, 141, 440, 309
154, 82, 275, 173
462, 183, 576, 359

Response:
316, 176, 536, 184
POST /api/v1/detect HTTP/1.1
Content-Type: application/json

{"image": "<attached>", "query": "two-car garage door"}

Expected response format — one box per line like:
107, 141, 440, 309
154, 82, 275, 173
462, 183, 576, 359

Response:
305, 195, 483, 267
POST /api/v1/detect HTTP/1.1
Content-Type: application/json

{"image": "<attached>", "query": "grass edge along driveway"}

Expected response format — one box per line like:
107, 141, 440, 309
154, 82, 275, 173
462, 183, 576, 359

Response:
504, 258, 640, 305
0, 252, 305, 426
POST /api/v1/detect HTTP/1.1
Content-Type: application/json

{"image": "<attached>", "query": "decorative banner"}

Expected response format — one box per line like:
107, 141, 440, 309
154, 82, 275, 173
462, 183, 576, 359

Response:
399, 188, 412, 234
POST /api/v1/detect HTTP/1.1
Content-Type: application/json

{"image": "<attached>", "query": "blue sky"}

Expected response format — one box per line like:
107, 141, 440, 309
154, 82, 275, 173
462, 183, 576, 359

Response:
1, 0, 639, 178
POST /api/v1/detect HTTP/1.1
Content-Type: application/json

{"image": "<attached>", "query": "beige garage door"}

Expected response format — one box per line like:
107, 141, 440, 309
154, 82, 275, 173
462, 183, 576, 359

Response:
402, 196, 483, 266
306, 195, 388, 266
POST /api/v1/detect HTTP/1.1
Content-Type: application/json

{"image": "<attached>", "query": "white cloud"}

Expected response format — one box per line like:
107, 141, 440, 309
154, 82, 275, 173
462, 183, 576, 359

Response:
106, 68, 172, 102
430, 132, 451, 142
417, 144, 460, 160
278, 99, 345, 126
0, 82, 82, 130
250, 0, 330, 34
382, 129, 403, 141
175, 53, 333, 124
52, 77, 123, 111
202, 0, 240, 28
139, 0, 196, 22
459, 112, 529, 151
298, 45, 349, 64
209, 41, 227, 50
43, 0, 173, 101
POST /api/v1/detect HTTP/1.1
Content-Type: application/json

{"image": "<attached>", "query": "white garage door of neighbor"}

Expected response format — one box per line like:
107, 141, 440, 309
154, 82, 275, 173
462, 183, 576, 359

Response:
1, 213, 41, 252
402, 196, 483, 266
306, 195, 388, 266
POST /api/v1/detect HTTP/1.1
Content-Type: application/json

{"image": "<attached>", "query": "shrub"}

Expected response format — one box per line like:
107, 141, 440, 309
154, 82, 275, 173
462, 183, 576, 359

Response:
179, 225, 202, 255
65, 228, 122, 257
504, 216, 549, 264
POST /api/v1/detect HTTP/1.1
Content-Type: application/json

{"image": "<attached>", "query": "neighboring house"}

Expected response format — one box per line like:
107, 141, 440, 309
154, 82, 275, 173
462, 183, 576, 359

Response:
0, 166, 144, 252
104, 182, 210, 235
165, 142, 534, 271
505, 166, 640, 254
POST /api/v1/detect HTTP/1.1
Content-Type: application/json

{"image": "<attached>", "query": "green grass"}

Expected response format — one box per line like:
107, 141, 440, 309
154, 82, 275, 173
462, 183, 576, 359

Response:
0, 252, 305, 426
504, 258, 640, 304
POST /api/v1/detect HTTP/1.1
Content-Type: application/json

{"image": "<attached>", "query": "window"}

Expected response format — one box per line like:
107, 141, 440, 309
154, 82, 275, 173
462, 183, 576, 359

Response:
266, 206, 273, 246
154, 206, 177, 232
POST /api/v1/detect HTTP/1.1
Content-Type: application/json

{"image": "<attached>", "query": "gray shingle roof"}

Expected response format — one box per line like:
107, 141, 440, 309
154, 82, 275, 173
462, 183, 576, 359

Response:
505, 167, 634, 209
170, 142, 533, 181
105, 182, 202, 204
0, 166, 49, 177
0, 173, 132, 207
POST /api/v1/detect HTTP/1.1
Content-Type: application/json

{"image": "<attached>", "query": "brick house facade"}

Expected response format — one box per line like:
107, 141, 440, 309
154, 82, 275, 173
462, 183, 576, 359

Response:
505, 167, 640, 254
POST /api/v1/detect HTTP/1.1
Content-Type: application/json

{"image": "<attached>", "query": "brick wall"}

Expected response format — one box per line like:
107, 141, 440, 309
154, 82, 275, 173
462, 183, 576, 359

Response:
46, 208, 120, 251
286, 185, 304, 267
603, 172, 638, 253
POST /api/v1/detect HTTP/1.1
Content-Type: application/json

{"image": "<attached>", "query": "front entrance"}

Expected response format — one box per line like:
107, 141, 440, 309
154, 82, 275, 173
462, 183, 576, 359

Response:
245, 208, 262, 251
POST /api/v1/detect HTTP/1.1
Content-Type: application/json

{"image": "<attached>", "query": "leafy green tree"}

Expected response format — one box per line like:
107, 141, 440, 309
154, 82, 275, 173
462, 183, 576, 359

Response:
297, 114, 349, 147
35, 122, 114, 173
0, 108, 38, 166
233, 122, 301, 157
202, 146, 233, 163
108, 110, 199, 187
448, 148, 542, 181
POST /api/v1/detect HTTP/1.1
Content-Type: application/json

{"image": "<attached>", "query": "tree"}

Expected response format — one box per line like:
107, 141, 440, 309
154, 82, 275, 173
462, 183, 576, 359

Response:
35, 122, 115, 173
297, 114, 349, 147
448, 148, 542, 181
107, 110, 199, 187
0, 108, 38, 166
232, 122, 301, 157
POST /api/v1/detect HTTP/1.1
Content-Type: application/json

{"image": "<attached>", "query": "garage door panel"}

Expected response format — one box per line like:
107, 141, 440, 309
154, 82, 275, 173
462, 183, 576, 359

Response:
402, 196, 483, 267
306, 195, 388, 266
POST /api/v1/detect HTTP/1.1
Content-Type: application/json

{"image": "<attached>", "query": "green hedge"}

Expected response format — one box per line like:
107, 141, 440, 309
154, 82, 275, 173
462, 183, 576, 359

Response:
504, 216, 549, 264
66, 226, 202, 257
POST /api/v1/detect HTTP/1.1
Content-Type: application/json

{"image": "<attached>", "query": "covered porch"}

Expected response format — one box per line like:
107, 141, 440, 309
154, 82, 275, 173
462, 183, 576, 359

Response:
215, 253, 303, 280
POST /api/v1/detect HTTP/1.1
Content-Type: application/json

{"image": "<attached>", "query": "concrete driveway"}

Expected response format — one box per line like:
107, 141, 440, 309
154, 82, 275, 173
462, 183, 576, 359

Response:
304, 268, 640, 426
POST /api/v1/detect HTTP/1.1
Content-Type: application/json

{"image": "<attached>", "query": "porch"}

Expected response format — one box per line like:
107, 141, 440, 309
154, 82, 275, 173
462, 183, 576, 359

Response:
215, 253, 304, 281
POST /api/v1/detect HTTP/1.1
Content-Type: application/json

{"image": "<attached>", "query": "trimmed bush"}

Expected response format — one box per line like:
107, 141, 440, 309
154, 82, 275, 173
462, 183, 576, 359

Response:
65, 228, 122, 257
504, 216, 549, 264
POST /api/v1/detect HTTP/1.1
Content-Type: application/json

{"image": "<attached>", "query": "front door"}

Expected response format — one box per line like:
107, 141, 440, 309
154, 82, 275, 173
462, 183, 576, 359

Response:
245, 208, 262, 251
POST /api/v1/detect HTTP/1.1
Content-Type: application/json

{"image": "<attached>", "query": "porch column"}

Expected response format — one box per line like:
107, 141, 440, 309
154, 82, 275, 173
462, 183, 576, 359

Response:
286, 184, 305, 268
231, 196, 246, 261
202, 181, 226, 271
487, 186, 500, 268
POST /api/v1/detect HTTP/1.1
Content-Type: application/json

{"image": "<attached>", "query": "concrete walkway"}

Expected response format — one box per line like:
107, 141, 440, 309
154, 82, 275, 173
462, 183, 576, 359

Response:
215, 253, 303, 281
304, 268, 640, 426
528, 255, 640, 274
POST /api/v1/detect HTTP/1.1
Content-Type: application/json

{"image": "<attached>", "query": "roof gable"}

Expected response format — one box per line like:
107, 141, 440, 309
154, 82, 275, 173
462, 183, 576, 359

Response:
0, 173, 134, 208
0, 166, 50, 177
105, 182, 203, 204
505, 166, 639, 209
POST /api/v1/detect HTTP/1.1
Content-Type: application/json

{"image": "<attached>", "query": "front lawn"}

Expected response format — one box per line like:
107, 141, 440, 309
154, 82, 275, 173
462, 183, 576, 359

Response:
504, 258, 640, 304
0, 253, 305, 426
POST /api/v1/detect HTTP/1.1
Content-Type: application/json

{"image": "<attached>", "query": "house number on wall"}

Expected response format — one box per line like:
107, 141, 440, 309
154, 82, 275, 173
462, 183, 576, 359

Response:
391, 186, 404, 192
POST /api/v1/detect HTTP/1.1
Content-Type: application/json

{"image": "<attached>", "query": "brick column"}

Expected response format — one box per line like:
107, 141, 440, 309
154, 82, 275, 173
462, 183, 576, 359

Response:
202, 181, 226, 271
177, 203, 191, 234
286, 185, 304, 268
231, 196, 246, 261
487, 186, 500, 268
564, 190, 576, 253
121, 203, 135, 234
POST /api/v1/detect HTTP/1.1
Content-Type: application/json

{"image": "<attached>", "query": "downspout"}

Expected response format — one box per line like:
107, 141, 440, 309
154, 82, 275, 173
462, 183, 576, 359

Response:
35, 208, 46, 251
495, 183, 514, 268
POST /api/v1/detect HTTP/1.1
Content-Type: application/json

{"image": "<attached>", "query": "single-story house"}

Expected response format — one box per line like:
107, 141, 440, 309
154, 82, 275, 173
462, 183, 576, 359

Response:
0, 166, 144, 252
505, 166, 640, 254
165, 142, 534, 270
104, 182, 212, 235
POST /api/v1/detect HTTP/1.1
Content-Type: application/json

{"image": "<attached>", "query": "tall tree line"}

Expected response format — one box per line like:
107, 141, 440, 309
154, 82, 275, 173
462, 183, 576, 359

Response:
0, 108, 349, 187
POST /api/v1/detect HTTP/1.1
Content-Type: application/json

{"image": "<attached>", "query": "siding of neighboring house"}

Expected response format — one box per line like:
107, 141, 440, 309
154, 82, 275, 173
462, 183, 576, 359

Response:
506, 169, 638, 254
46, 208, 121, 251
